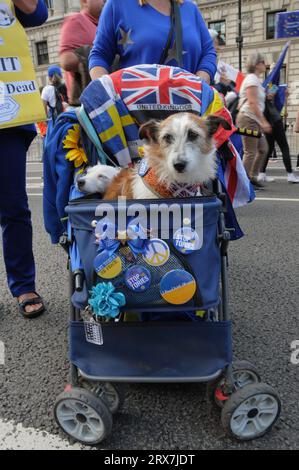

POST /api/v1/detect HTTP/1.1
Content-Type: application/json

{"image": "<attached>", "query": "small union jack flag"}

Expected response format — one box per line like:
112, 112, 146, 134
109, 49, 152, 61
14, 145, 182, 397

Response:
112, 64, 203, 113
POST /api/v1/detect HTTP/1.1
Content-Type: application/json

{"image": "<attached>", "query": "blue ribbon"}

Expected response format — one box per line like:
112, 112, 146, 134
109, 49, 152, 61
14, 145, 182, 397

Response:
95, 221, 148, 258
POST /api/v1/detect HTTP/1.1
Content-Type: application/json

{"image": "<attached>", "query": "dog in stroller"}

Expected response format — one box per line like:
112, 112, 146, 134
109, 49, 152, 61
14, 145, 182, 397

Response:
76, 112, 231, 200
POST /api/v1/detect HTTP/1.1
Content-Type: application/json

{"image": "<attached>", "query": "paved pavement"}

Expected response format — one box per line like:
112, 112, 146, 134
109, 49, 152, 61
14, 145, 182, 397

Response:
0, 160, 299, 450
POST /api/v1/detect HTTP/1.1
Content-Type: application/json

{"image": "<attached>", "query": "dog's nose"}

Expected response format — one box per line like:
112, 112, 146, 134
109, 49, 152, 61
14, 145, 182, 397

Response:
173, 161, 187, 173
77, 178, 85, 189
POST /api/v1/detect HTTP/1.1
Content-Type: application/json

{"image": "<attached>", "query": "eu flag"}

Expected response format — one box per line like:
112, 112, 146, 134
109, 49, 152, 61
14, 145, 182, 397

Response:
263, 42, 289, 88
275, 11, 299, 38
263, 42, 289, 112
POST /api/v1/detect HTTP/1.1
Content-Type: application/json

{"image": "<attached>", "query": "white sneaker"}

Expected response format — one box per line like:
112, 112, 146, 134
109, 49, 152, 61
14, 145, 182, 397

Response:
287, 173, 299, 183
257, 173, 275, 183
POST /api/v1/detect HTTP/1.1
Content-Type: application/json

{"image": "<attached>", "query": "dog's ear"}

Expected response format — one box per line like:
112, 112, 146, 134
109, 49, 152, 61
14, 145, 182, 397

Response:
205, 115, 232, 138
139, 120, 160, 143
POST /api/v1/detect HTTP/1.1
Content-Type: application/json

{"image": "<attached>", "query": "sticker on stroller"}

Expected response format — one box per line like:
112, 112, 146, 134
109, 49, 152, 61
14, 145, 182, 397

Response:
142, 239, 170, 267
84, 319, 104, 346
94, 251, 122, 279
125, 266, 151, 292
160, 270, 196, 305
173, 227, 201, 254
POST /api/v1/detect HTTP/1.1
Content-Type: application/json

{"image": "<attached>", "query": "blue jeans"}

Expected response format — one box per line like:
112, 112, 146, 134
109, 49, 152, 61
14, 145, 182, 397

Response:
0, 128, 36, 297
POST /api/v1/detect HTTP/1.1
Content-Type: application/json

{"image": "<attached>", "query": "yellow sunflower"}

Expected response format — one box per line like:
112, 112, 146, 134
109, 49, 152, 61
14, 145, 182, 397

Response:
63, 124, 88, 168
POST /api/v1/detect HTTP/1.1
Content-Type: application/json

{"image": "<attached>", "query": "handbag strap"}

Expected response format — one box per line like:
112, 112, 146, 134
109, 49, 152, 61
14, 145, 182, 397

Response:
159, 0, 183, 67
173, 0, 183, 67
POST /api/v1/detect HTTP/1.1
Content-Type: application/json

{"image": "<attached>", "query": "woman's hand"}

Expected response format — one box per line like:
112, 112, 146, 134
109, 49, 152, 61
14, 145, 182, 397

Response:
196, 71, 210, 85
219, 74, 231, 86
12, 0, 38, 14
90, 66, 109, 80
261, 119, 272, 134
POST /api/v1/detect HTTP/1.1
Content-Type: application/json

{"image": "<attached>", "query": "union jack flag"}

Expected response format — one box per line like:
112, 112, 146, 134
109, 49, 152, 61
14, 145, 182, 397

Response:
112, 65, 203, 112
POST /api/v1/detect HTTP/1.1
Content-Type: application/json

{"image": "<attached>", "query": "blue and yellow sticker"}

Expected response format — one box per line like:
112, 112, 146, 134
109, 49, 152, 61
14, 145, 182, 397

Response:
160, 269, 197, 305
94, 251, 122, 279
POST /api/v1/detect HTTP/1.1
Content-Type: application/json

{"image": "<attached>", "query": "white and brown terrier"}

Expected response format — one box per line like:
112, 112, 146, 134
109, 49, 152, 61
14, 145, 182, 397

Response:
102, 112, 231, 200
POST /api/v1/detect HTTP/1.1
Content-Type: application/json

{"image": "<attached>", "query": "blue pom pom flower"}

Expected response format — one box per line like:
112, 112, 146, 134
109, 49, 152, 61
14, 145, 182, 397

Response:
88, 282, 126, 319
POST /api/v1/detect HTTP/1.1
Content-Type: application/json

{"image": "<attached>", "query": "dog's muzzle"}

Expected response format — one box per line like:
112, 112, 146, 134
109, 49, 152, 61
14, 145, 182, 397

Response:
173, 161, 187, 173
76, 177, 86, 189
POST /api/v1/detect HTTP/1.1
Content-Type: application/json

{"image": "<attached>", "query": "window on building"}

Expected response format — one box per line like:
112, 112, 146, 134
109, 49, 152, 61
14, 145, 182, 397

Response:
36, 41, 49, 66
208, 20, 226, 46
45, 0, 54, 9
266, 10, 287, 40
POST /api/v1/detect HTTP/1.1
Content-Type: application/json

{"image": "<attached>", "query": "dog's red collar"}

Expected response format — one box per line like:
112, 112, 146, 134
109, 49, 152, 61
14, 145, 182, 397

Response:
139, 163, 202, 198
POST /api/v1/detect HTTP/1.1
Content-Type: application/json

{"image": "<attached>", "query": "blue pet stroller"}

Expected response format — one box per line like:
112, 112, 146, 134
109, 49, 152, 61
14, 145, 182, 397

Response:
48, 68, 281, 445
53, 172, 281, 446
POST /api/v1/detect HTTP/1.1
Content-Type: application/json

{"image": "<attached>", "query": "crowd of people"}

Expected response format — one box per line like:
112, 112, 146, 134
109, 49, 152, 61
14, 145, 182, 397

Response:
1, 0, 299, 317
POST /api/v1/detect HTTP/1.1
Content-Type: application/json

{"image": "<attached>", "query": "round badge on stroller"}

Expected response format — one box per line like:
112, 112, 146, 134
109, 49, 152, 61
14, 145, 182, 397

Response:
94, 250, 122, 279
173, 227, 201, 254
160, 269, 196, 305
125, 266, 151, 292
142, 239, 170, 267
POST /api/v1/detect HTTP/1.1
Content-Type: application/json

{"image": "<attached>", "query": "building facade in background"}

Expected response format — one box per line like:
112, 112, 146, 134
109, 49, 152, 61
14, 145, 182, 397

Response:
199, 0, 299, 122
27, 0, 299, 122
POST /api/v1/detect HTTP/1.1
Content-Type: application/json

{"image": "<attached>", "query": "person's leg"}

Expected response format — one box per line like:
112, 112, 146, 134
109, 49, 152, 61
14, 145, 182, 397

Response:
252, 133, 269, 178
272, 146, 278, 160
273, 120, 292, 173
0, 130, 44, 315
236, 114, 259, 179
261, 133, 275, 173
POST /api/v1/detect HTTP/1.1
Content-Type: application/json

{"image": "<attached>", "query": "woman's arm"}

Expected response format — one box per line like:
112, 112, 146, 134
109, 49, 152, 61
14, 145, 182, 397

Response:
246, 86, 272, 133
196, 71, 211, 85
14, 0, 48, 27
89, 0, 117, 78
13, 0, 37, 14
42, 100, 48, 115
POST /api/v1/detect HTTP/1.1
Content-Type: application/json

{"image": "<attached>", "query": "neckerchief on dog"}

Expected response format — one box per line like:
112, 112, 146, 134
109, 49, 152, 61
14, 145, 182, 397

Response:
138, 160, 202, 198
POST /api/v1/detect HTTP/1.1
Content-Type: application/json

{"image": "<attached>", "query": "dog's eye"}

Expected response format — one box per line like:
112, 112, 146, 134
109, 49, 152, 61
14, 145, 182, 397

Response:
187, 130, 199, 142
98, 175, 108, 179
162, 134, 174, 144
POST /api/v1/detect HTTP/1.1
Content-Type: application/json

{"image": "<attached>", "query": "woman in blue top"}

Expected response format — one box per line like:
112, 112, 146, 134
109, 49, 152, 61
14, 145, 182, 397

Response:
0, 0, 48, 318
89, 0, 216, 84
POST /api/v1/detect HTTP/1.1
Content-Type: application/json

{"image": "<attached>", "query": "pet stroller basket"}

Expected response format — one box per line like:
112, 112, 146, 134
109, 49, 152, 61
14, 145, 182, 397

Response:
67, 196, 223, 313
65, 194, 233, 382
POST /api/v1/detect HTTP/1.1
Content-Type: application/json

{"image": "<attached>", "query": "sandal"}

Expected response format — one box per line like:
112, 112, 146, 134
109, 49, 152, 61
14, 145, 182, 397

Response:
18, 293, 46, 319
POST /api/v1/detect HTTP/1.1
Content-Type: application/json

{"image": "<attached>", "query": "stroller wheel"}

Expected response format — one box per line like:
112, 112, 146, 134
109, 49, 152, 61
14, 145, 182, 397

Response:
54, 387, 113, 445
80, 380, 126, 414
221, 383, 281, 441
207, 360, 261, 409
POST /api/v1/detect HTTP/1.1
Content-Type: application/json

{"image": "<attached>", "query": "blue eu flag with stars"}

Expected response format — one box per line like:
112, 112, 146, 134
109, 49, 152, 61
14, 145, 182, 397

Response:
275, 11, 299, 38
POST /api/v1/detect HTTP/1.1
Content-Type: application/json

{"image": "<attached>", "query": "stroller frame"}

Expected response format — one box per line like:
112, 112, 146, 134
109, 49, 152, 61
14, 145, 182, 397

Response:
53, 124, 281, 445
